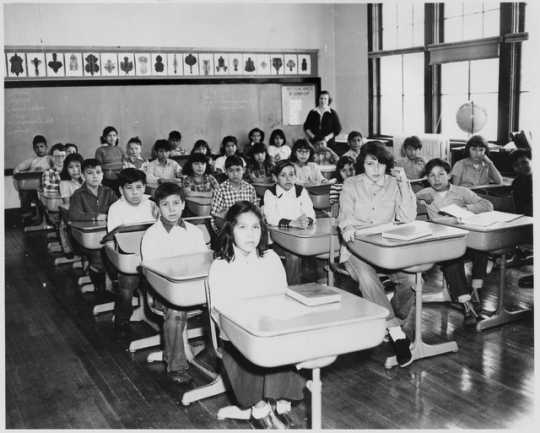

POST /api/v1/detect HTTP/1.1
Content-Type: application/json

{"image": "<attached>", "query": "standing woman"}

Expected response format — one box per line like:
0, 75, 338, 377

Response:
303, 90, 342, 148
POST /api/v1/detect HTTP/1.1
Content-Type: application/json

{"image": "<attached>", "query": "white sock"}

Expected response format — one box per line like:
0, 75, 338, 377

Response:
458, 294, 471, 303
276, 400, 291, 414
251, 402, 271, 419
388, 326, 406, 341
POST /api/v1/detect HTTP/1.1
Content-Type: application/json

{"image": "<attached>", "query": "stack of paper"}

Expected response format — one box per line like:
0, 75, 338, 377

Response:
381, 223, 433, 241
440, 205, 522, 227
286, 283, 341, 306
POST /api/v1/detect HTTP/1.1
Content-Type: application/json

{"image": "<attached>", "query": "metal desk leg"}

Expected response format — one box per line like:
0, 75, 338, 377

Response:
385, 272, 459, 369
476, 253, 530, 331
24, 215, 54, 233
306, 368, 322, 430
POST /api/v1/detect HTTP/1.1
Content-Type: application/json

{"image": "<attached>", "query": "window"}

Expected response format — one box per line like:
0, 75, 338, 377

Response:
519, 9, 535, 138
368, 2, 526, 144
380, 53, 424, 135
382, 2, 424, 50
443, 1, 500, 43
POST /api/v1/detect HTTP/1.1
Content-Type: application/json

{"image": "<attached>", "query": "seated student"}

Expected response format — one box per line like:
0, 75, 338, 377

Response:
65, 143, 78, 155
210, 155, 258, 221
290, 139, 328, 186
107, 168, 157, 337
181, 153, 219, 198
208, 201, 304, 428
510, 148, 533, 288
339, 141, 416, 367
246, 127, 265, 151
214, 136, 245, 175
41, 143, 67, 199
246, 142, 274, 184
14, 134, 51, 224
329, 155, 356, 214
58, 153, 84, 258
510, 149, 532, 217
395, 135, 426, 181
141, 182, 209, 384
190, 139, 216, 171
60, 153, 84, 205
122, 136, 147, 170
312, 138, 339, 166
144, 139, 183, 186
342, 131, 363, 161
416, 158, 493, 325
451, 135, 503, 187
263, 160, 316, 285
68, 158, 118, 296
168, 130, 185, 156
267, 128, 291, 163
95, 126, 125, 193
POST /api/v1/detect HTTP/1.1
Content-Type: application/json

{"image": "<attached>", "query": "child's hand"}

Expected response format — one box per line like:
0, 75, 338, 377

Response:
292, 214, 310, 229
341, 225, 356, 242
390, 167, 407, 183
96, 213, 107, 221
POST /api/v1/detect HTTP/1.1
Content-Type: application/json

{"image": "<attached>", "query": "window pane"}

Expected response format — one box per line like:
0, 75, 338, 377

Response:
412, 4, 424, 47
403, 53, 424, 97
444, 2, 463, 19
441, 94, 469, 140
470, 58, 499, 94
380, 55, 402, 96
380, 95, 402, 134
441, 61, 468, 95
483, 9, 500, 38
463, 14, 483, 40
463, 0, 483, 15
382, 3, 397, 50
444, 16, 462, 43
403, 95, 424, 133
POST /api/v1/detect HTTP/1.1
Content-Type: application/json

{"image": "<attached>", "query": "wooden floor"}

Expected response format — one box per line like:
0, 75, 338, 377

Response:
4, 214, 535, 429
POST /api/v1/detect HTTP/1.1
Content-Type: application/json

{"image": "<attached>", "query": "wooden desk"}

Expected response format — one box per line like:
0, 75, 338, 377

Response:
268, 217, 339, 256
13, 171, 42, 191
70, 220, 107, 250
348, 221, 468, 368
141, 251, 224, 406
433, 216, 533, 331
216, 287, 387, 429
306, 184, 331, 210
252, 182, 274, 198
185, 196, 212, 217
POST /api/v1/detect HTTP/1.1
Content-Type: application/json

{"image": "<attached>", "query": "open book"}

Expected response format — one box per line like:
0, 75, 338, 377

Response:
286, 283, 341, 306
440, 204, 523, 227
381, 223, 433, 241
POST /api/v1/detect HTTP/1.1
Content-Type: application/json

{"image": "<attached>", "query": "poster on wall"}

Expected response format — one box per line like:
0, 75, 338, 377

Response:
167, 53, 183, 75
65, 52, 83, 77
6, 52, 27, 77
101, 53, 119, 77
46, 52, 65, 77
151, 53, 167, 75
281, 84, 315, 126
26, 52, 46, 78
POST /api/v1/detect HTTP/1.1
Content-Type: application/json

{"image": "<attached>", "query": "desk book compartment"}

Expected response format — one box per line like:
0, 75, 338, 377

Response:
286, 283, 341, 306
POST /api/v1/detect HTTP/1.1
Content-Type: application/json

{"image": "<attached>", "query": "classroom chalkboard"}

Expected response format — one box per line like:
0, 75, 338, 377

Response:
4, 80, 318, 169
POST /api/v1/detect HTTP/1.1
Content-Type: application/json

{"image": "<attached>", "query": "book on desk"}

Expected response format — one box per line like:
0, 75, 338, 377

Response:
380, 223, 433, 241
439, 204, 523, 227
286, 283, 342, 306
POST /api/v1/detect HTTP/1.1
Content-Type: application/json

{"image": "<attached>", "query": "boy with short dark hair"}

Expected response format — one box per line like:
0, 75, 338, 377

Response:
168, 130, 185, 156
210, 155, 258, 220
510, 149, 532, 217
141, 182, 209, 384
144, 139, 183, 185
122, 137, 147, 170
69, 158, 118, 295
41, 143, 67, 198
14, 135, 51, 224
396, 135, 426, 182
263, 160, 316, 284
107, 168, 157, 336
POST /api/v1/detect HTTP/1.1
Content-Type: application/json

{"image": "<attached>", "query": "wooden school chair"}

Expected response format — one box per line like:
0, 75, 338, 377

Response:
14, 171, 48, 233
103, 221, 158, 352
306, 183, 331, 212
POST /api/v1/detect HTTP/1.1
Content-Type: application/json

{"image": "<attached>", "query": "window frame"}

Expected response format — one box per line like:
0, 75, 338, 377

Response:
368, 2, 528, 144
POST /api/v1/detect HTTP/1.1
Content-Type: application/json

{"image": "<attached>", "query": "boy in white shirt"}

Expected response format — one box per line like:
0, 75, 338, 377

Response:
141, 182, 209, 384
107, 168, 157, 337
263, 160, 316, 284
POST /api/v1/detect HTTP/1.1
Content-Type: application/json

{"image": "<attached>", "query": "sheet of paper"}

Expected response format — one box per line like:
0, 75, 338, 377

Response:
440, 204, 475, 220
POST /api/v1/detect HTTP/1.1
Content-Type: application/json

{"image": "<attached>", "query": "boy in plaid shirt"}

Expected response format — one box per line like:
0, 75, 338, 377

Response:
41, 143, 67, 198
210, 155, 258, 230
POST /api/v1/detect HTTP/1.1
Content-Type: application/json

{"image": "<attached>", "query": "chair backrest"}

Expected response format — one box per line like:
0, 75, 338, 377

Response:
185, 216, 212, 246
115, 231, 146, 255
204, 279, 222, 359
392, 133, 450, 163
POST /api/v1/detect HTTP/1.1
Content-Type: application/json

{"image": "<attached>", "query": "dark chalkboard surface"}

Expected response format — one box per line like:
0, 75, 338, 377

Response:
4, 82, 315, 168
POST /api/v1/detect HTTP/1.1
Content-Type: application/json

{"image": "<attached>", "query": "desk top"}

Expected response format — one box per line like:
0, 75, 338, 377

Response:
469, 176, 513, 191
268, 217, 337, 239
13, 171, 43, 180
354, 220, 468, 247
217, 288, 387, 338
69, 220, 107, 232
185, 196, 212, 205
142, 251, 213, 282
432, 215, 533, 233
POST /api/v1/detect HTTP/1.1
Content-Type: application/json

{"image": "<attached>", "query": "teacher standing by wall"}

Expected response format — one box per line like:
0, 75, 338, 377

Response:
303, 90, 342, 148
